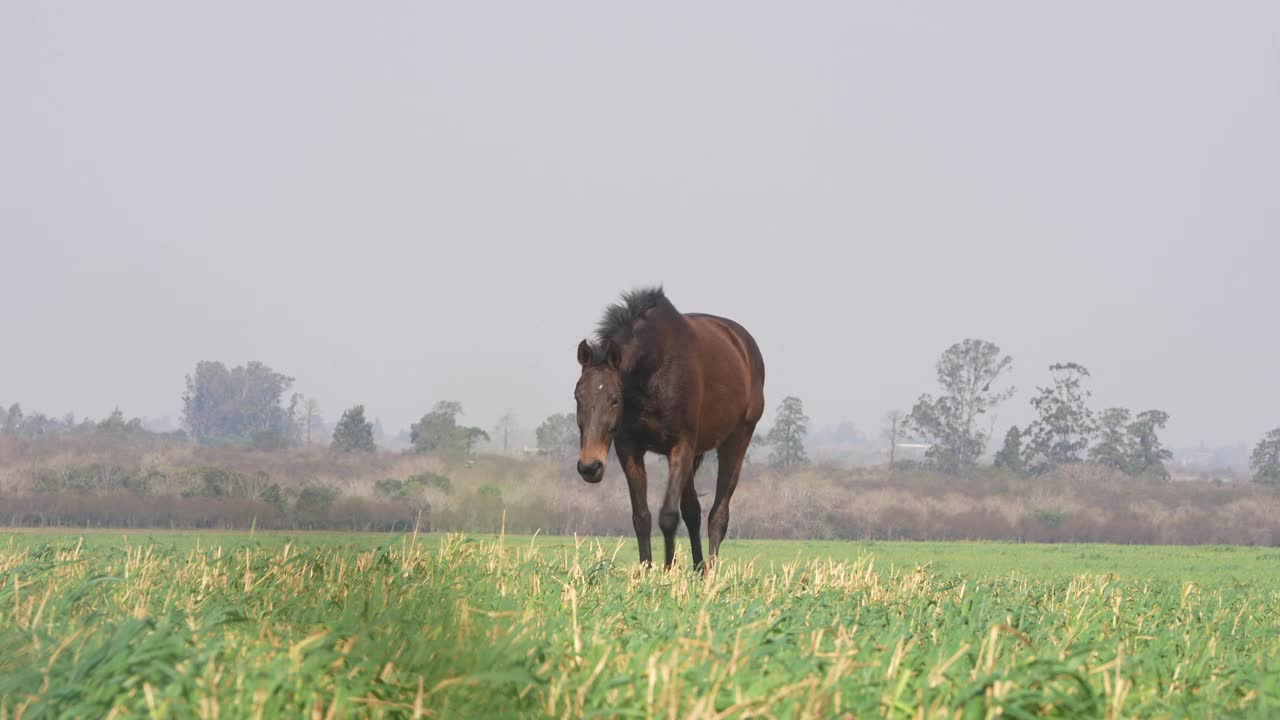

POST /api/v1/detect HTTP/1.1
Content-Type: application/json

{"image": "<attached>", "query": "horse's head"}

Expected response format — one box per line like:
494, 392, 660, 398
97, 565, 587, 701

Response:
574, 339, 623, 483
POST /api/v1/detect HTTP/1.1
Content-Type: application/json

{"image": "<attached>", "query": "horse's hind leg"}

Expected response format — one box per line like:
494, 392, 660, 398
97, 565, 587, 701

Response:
707, 425, 754, 565
682, 454, 705, 569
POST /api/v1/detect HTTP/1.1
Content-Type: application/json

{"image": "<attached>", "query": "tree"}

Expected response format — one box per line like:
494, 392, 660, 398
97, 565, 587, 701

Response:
96, 408, 146, 438
993, 425, 1025, 473
1023, 363, 1095, 474
1126, 410, 1173, 480
14, 411, 54, 439
881, 409, 906, 469
536, 413, 579, 460
906, 339, 1015, 473
331, 405, 376, 452
1087, 407, 1172, 479
493, 412, 517, 455
181, 361, 297, 444
763, 396, 810, 469
464, 427, 491, 454
1089, 408, 1133, 472
410, 401, 487, 456
411, 401, 463, 453
1250, 428, 1280, 485
2, 403, 22, 435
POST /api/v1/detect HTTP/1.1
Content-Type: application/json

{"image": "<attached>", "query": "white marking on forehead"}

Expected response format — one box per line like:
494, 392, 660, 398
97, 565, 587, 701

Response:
598, 384, 604, 390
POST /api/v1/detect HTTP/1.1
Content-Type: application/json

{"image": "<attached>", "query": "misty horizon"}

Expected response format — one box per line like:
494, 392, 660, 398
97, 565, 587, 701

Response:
5, 3, 1278, 451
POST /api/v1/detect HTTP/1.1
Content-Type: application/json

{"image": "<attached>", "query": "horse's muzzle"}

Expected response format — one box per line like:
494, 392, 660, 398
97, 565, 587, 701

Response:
577, 459, 604, 484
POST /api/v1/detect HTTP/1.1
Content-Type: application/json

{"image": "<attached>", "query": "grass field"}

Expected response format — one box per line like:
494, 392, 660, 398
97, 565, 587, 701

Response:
3, 530, 1279, 718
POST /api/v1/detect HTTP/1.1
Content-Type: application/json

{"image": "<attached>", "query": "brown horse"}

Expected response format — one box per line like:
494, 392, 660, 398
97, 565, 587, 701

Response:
574, 287, 765, 568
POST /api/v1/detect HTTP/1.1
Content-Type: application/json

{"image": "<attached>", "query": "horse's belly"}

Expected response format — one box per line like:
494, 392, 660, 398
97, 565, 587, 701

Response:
694, 380, 752, 451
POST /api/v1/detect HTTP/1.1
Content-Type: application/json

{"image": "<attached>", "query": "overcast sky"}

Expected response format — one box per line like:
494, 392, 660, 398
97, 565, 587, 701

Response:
3, 3, 1278, 449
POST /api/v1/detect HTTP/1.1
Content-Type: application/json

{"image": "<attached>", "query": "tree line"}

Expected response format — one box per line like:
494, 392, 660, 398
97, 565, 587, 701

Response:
706, 338, 1280, 484
896, 341, 1178, 479
4, 349, 1279, 484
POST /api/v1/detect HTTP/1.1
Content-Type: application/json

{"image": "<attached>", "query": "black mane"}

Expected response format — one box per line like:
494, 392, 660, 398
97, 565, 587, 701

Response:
594, 286, 669, 347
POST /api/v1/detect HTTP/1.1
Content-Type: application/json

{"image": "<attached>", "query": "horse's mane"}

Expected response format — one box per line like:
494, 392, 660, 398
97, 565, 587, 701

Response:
594, 286, 670, 349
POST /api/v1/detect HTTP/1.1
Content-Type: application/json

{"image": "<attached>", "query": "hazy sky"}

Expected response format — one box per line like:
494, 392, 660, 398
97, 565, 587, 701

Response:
4, 3, 1278, 449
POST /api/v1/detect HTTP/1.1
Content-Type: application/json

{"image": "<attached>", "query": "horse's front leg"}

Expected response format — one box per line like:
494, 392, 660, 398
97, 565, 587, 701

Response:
658, 442, 696, 569
617, 446, 652, 566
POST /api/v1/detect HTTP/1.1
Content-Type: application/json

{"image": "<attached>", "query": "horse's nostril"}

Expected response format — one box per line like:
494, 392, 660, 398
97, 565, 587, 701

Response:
577, 460, 603, 476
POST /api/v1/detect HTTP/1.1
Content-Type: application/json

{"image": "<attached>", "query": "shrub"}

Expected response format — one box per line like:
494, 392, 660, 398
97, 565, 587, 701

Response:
261, 483, 288, 514
375, 477, 403, 497
179, 466, 254, 498
458, 485, 504, 533
295, 486, 338, 528
1028, 508, 1070, 529
250, 430, 291, 452
408, 472, 452, 494
30, 464, 159, 496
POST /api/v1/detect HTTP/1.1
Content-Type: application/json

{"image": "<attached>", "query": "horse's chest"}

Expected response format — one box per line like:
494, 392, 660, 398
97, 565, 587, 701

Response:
623, 404, 677, 453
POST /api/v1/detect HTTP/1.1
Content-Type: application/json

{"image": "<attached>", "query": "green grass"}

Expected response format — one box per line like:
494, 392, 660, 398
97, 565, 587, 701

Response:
2, 530, 1279, 718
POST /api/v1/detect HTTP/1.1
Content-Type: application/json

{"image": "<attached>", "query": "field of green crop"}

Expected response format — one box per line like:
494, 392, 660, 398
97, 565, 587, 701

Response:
3, 530, 1279, 718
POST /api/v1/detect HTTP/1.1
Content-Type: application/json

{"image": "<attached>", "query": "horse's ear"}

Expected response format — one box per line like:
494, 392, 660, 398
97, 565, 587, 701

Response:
605, 341, 622, 370
577, 340, 592, 367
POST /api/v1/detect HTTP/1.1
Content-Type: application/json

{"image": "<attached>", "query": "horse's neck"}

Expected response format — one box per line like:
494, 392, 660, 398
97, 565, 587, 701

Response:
621, 325, 683, 391
621, 341, 662, 384
618, 303, 687, 384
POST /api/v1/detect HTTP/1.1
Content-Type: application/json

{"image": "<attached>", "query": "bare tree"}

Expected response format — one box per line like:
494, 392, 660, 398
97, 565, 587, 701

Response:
881, 409, 906, 470
493, 412, 517, 455
302, 396, 322, 444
